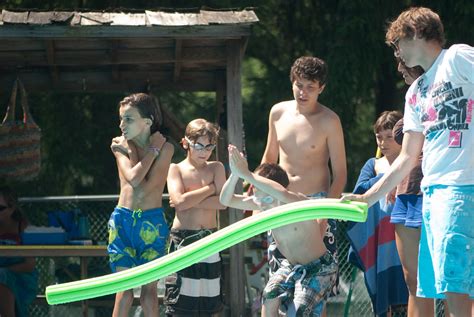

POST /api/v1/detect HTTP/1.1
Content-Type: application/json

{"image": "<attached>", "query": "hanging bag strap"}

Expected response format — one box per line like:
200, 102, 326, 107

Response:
1, 78, 19, 125
17, 78, 39, 127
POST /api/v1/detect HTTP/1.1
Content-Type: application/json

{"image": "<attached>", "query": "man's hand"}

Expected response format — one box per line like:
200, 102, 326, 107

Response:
228, 144, 250, 178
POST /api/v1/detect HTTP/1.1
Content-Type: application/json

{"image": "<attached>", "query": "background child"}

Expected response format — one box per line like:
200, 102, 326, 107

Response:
220, 144, 337, 317
0, 185, 38, 317
346, 111, 408, 316
108, 93, 174, 317
164, 118, 226, 316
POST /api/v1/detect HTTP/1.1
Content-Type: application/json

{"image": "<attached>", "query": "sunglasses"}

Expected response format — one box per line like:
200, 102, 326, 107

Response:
0, 205, 9, 212
389, 38, 400, 56
184, 136, 216, 152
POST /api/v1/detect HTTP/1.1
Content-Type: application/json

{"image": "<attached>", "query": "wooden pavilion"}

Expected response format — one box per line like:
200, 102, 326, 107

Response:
0, 8, 259, 316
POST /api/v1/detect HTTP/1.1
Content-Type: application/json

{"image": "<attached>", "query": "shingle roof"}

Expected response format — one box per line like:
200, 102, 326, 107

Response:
0, 9, 258, 26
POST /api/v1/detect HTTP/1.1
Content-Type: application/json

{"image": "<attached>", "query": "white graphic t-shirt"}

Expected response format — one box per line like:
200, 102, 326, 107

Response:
403, 44, 474, 188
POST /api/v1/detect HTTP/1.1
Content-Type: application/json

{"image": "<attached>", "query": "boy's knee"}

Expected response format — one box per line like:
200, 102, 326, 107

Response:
262, 297, 280, 317
117, 289, 134, 306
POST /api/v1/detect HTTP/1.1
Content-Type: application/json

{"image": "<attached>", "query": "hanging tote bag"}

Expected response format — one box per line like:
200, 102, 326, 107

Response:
0, 78, 41, 181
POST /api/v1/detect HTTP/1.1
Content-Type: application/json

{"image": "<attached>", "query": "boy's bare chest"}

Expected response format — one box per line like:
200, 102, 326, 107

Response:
275, 115, 326, 151
180, 167, 214, 190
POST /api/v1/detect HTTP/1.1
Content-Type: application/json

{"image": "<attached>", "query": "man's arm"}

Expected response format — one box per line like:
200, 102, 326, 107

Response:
326, 115, 347, 198
261, 106, 279, 164
167, 164, 215, 212
344, 131, 424, 206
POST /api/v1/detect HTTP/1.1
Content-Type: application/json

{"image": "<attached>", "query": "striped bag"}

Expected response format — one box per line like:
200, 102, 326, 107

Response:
0, 78, 41, 181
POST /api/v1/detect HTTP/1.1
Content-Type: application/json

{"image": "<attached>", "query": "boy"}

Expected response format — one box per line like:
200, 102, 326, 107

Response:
221, 144, 337, 317
344, 7, 473, 316
261, 56, 346, 301
108, 93, 174, 317
164, 118, 226, 316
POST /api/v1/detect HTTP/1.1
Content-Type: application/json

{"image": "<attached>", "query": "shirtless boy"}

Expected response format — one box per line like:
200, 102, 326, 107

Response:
261, 57, 346, 299
221, 144, 337, 316
164, 118, 226, 316
108, 93, 174, 317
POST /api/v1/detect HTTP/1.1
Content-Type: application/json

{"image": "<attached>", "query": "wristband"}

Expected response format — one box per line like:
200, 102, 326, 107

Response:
148, 146, 161, 157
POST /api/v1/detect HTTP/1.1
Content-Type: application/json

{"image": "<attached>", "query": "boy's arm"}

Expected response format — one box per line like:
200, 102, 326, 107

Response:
344, 131, 423, 206
261, 106, 279, 164
111, 132, 166, 187
195, 162, 227, 210
167, 164, 215, 212
326, 115, 347, 198
140, 142, 174, 191
219, 173, 259, 210
230, 145, 307, 204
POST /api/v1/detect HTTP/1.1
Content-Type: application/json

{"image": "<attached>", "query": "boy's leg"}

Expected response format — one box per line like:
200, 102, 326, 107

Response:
423, 186, 474, 316
395, 224, 434, 317
261, 298, 281, 317
112, 267, 134, 317
140, 281, 159, 317
445, 293, 471, 317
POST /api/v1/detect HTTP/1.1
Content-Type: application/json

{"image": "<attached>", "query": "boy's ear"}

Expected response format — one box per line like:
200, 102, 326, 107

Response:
145, 118, 153, 126
318, 83, 326, 94
181, 138, 188, 150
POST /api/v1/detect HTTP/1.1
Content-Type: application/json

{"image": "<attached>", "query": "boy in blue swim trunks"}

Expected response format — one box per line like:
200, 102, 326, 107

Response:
221, 145, 337, 317
109, 93, 174, 316
344, 7, 474, 316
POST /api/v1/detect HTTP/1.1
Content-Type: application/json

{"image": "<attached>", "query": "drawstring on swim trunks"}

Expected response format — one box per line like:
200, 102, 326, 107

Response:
285, 264, 307, 284
132, 209, 143, 226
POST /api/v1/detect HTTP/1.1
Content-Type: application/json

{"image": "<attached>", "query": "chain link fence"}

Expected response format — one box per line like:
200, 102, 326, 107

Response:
17, 195, 448, 317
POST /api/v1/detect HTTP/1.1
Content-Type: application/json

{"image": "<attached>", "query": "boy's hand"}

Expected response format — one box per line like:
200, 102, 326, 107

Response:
111, 136, 129, 154
150, 132, 166, 149
340, 193, 374, 206
228, 144, 249, 178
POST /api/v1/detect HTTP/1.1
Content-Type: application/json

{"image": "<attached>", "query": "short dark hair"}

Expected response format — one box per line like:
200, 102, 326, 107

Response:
373, 111, 403, 133
290, 56, 328, 85
254, 163, 289, 188
119, 93, 161, 134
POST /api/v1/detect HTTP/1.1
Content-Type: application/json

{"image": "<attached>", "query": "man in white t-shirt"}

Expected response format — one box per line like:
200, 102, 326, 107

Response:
344, 7, 473, 317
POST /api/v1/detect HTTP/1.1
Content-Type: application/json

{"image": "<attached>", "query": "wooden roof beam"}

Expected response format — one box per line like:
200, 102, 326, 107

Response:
173, 39, 182, 82
0, 70, 222, 92
109, 40, 120, 81
45, 40, 59, 84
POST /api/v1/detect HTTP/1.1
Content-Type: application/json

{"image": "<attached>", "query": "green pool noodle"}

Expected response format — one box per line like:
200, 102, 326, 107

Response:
46, 199, 367, 304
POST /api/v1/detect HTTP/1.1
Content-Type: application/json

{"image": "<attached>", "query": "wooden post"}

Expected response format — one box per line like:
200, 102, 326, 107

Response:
226, 39, 245, 317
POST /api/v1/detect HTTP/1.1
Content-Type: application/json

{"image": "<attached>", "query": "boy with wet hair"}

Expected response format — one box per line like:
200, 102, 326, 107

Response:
164, 118, 226, 316
109, 93, 174, 317
221, 145, 337, 317
345, 7, 474, 316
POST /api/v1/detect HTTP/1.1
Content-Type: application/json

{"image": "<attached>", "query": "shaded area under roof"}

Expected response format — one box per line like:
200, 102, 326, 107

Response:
0, 9, 258, 93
